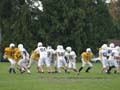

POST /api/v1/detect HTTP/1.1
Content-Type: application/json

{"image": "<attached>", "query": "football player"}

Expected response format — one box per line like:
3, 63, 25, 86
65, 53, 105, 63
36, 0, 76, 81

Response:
65, 47, 77, 72
3, 43, 17, 73
77, 48, 93, 75
107, 46, 120, 74
99, 44, 109, 73
36, 42, 52, 73
27, 49, 39, 72
55, 45, 68, 73
17, 44, 30, 74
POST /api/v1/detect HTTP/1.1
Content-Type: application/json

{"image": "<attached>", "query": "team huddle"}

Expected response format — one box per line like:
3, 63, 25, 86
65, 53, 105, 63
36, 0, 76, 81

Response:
3, 42, 120, 75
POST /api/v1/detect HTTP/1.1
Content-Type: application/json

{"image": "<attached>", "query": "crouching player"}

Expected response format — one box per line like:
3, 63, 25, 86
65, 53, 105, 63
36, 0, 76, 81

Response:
17, 44, 30, 74
27, 50, 39, 72
65, 47, 77, 72
3, 43, 17, 73
77, 48, 93, 75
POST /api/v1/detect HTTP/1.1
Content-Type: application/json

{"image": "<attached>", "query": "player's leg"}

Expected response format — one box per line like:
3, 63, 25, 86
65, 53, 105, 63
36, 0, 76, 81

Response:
77, 60, 85, 75
57, 58, 62, 73
62, 58, 68, 73
113, 60, 119, 74
8, 59, 16, 73
85, 62, 93, 73
45, 58, 52, 73
72, 62, 77, 72
54, 60, 58, 73
17, 59, 25, 73
101, 59, 108, 73
38, 58, 44, 73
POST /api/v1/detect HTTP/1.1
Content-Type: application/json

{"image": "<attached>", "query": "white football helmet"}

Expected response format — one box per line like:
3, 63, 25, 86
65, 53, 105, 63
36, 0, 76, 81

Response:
57, 45, 64, 50
59, 45, 63, 50
66, 47, 72, 52
109, 43, 115, 48
86, 48, 91, 53
101, 44, 107, 50
18, 44, 23, 49
9, 43, 15, 48
70, 51, 75, 56
115, 46, 120, 51
47, 46, 52, 50
57, 45, 61, 50
37, 42, 43, 47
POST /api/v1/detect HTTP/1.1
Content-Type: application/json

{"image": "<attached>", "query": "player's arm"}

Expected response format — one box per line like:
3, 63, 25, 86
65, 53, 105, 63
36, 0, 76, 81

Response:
3, 48, 9, 59
114, 56, 120, 60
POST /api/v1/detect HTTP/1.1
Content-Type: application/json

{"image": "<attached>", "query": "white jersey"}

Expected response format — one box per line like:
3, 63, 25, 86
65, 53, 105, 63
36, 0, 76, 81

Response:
65, 51, 77, 62
36, 47, 47, 58
55, 49, 67, 69
55, 49, 65, 58
19, 48, 29, 60
46, 48, 54, 58
107, 47, 115, 56
99, 49, 108, 60
109, 50, 119, 60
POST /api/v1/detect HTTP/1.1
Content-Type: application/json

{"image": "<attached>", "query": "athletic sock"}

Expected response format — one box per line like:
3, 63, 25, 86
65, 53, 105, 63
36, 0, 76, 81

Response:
9, 68, 12, 73
107, 66, 112, 74
79, 67, 83, 72
13, 68, 16, 74
65, 69, 67, 73
86, 67, 91, 73
73, 69, 77, 72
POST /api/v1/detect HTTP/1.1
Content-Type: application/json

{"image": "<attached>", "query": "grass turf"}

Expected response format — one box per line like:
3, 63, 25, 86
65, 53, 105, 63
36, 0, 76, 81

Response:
0, 62, 120, 90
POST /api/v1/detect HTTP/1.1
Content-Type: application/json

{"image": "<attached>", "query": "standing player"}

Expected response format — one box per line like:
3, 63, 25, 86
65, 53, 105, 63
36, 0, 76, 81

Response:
77, 48, 93, 75
53, 49, 58, 73
55, 45, 68, 73
115, 46, 120, 72
3, 43, 17, 73
107, 46, 120, 74
36, 42, 52, 73
65, 47, 77, 72
46, 46, 54, 65
107, 43, 115, 57
99, 44, 109, 73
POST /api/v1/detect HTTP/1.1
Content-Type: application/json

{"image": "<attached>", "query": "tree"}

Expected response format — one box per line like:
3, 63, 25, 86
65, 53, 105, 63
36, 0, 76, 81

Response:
0, 0, 118, 56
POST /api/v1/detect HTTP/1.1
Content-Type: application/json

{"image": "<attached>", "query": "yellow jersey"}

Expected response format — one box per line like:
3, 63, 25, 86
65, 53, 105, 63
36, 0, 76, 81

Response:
14, 48, 22, 62
4, 47, 17, 59
98, 48, 102, 59
81, 52, 93, 63
53, 53, 58, 60
30, 51, 39, 61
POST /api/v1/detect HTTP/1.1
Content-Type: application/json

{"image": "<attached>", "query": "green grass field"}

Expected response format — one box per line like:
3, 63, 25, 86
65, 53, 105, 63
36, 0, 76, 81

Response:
0, 62, 120, 90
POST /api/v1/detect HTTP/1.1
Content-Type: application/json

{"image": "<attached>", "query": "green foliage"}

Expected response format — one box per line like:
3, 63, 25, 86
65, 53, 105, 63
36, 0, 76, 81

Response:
0, 0, 119, 54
